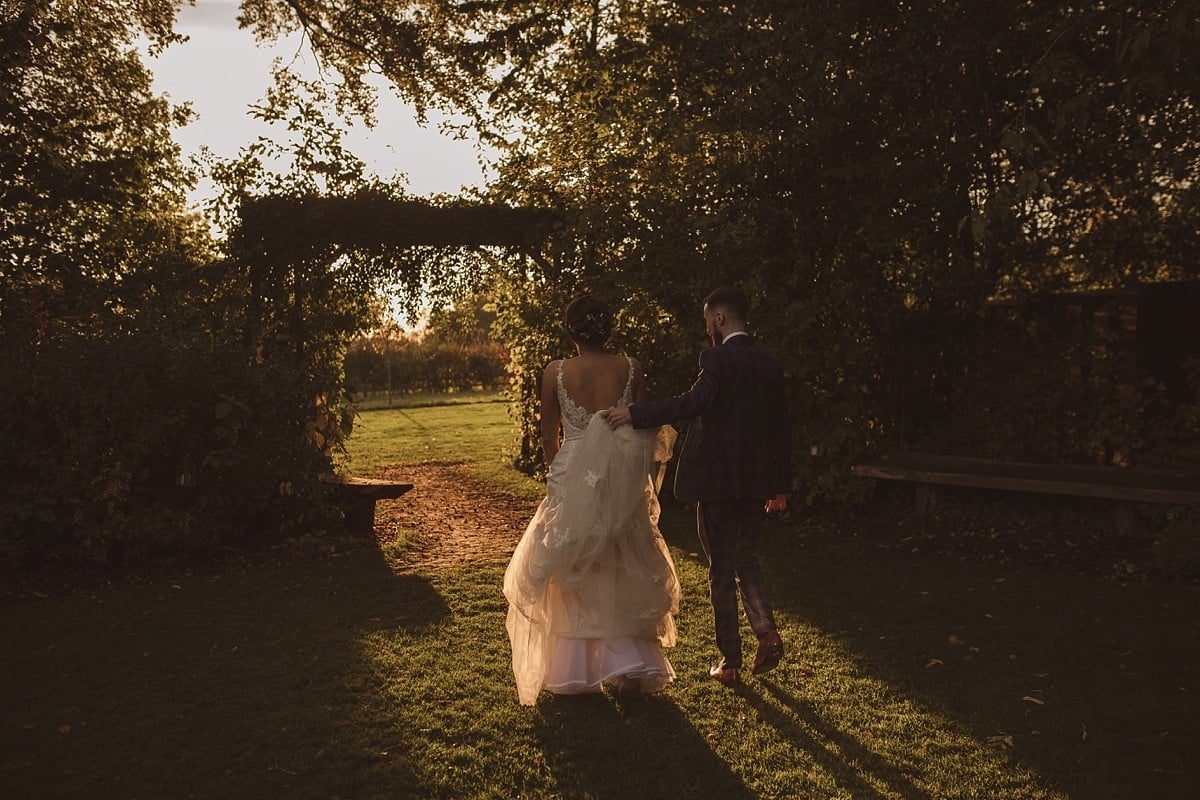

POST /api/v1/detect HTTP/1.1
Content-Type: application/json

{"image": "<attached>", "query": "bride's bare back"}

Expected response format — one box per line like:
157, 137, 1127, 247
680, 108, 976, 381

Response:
560, 353, 636, 414
539, 352, 645, 466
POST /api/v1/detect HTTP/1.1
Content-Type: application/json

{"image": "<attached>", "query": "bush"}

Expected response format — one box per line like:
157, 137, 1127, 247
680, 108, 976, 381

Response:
0, 282, 348, 565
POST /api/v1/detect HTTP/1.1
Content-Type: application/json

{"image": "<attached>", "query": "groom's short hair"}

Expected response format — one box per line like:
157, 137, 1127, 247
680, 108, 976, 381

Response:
704, 286, 749, 321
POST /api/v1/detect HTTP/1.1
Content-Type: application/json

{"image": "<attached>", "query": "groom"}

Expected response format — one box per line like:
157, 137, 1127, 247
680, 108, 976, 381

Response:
603, 286, 791, 687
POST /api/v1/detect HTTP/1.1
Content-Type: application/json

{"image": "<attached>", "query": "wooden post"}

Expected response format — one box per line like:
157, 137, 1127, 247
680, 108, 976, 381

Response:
915, 483, 938, 531
344, 494, 377, 537
1113, 297, 1139, 467
1114, 503, 1138, 536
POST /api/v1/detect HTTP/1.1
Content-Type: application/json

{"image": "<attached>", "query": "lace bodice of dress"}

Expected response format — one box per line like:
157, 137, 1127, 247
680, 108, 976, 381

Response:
556, 356, 635, 435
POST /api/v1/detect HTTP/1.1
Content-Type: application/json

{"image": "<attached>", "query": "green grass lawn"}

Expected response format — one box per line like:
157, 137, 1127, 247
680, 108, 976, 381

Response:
3, 394, 1199, 798
343, 394, 541, 498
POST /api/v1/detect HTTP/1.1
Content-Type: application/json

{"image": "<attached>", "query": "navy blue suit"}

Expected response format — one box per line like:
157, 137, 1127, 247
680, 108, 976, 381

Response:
628, 334, 792, 503
629, 334, 792, 668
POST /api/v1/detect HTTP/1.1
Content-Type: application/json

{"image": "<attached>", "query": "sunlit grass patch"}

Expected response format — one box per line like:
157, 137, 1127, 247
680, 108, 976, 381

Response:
345, 394, 541, 499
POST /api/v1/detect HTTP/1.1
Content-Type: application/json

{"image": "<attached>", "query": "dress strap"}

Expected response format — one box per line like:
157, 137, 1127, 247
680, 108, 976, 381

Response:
620, 356, 635, 405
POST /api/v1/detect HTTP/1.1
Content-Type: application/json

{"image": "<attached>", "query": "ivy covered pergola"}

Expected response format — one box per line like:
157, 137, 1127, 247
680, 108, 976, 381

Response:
233, 193, 563, 356
229, 193, 565, 527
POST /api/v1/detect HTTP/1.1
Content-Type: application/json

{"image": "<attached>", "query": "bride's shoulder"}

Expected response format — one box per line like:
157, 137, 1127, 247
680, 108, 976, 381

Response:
541, 358, 565, 380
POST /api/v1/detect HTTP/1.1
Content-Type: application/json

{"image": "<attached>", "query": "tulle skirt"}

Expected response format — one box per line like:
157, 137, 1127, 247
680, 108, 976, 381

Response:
544, 635, 675, 695
504, 418, 680, 705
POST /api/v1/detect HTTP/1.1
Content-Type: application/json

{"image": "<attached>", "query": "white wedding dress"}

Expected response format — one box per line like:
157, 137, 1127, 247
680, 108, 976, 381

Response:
504, 358, 681, 705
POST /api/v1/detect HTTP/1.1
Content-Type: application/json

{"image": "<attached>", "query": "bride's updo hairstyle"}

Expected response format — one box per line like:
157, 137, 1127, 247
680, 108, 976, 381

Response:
564, 294, 613, 348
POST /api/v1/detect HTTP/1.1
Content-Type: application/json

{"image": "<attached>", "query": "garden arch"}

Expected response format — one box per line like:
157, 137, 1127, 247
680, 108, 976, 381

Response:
233, 193, 562, 356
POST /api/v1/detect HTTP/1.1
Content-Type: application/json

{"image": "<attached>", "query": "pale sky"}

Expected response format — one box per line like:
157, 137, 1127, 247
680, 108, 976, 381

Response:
137, 0, 488, 213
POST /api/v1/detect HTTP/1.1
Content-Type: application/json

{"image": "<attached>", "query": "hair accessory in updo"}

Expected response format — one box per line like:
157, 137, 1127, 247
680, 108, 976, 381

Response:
564, 295, 613, 347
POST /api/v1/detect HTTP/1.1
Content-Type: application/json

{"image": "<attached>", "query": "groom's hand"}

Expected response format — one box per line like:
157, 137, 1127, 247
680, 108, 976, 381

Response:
765, 493, 788, 514
601, 407, 632, 429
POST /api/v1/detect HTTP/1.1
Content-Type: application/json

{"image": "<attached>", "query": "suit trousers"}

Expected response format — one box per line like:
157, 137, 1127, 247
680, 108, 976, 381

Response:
696, 498, 778, 668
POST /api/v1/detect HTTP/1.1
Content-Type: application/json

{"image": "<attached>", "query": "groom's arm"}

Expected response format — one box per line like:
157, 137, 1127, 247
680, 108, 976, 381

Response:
627, 350, 719, 429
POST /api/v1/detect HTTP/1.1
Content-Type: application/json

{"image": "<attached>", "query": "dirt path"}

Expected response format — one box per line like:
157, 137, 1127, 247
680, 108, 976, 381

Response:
371, 462, 538, 574
0, 462, 538, 600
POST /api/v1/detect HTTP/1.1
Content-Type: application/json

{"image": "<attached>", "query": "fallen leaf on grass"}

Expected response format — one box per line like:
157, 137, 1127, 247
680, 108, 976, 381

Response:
1022, 696, 1045, 705
987, 734, 1014, 749
57, 724, 70, 734
925, 658, 944, 668
948, 634, 964, 645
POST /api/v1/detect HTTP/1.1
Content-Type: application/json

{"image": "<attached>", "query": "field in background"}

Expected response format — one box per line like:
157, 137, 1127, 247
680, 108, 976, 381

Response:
350, 390, 505, 412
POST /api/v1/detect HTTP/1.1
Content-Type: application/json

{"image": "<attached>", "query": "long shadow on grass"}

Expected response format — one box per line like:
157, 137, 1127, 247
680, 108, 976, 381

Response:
534, 692, 754, 799
0, 545, 448, 798
744, 680, 926, 800
655, 500, 1200, 797
757, 515, 1200, 799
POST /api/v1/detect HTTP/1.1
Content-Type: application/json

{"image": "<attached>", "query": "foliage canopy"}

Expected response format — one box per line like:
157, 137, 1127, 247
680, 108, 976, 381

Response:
237, 1, 1200, 498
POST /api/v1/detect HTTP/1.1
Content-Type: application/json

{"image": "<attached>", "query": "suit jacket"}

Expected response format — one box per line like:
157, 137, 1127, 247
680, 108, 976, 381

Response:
629, 335, 792, 503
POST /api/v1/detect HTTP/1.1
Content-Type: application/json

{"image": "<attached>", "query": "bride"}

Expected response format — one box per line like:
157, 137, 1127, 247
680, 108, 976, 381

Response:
504, 295, 681, 705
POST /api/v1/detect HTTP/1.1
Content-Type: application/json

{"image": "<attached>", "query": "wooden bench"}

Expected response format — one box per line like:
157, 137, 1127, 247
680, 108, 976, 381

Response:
852, 450, 1200, 531
319, 475, 414, 536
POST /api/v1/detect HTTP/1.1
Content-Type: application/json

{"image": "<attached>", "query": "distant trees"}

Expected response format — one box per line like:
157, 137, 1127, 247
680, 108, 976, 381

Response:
344, 296, 507, 400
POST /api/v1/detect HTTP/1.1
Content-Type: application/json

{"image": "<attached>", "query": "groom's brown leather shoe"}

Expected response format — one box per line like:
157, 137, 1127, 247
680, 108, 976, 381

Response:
709, 662, 740, 687
752, 631, 785, 675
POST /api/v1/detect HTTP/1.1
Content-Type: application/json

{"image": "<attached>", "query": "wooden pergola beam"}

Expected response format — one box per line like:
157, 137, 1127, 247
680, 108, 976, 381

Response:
235, 194, 563, 252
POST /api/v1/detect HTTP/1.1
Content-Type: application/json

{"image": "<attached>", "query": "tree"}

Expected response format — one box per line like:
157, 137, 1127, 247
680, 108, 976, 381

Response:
237, 1, 1200, 499
423, 291, 497, 346
0, 0, 208, 311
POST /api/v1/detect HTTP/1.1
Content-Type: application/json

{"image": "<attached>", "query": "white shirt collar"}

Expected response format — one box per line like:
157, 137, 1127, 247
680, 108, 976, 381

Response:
722, 331, 749, 344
